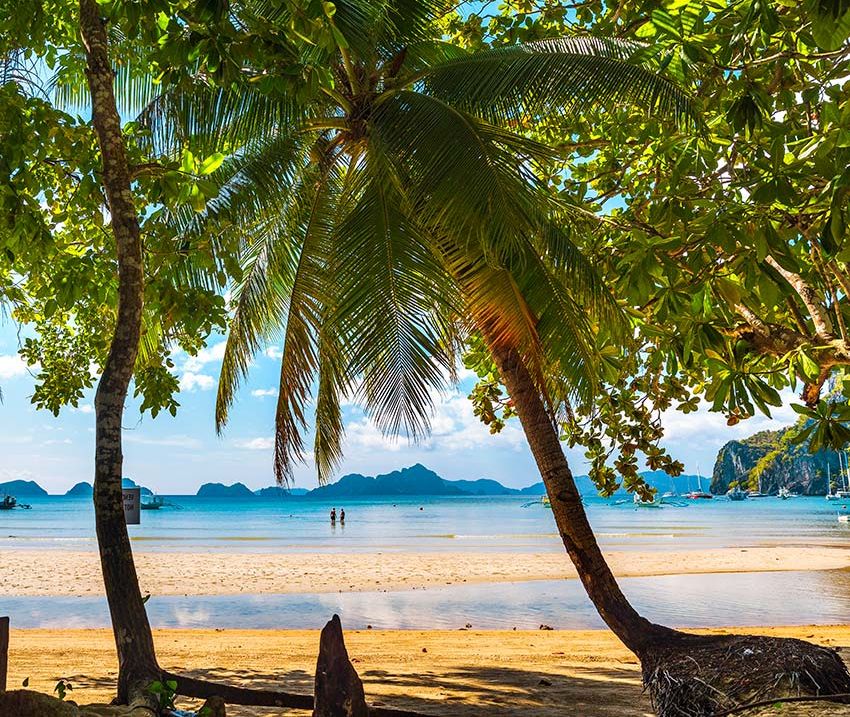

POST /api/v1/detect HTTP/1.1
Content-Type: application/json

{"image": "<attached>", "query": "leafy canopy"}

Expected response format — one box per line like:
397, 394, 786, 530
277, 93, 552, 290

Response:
148, 0, 692, 484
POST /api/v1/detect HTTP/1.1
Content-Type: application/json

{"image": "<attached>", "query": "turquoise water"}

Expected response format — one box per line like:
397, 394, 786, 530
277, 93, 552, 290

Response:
2, 494, 849, 629
1, 494, 848, 553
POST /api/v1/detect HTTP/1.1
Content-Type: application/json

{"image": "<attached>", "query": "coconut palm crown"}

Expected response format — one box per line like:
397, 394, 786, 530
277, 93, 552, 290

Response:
149, 0, 692, 485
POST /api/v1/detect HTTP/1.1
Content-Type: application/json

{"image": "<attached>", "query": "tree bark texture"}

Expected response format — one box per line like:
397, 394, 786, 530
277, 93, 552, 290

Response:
79, 0, 160, 704
486, 337, 684, 657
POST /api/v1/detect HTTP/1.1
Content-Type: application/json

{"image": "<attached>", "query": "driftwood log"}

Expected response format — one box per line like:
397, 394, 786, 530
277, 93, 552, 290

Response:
314, 615, 369, 717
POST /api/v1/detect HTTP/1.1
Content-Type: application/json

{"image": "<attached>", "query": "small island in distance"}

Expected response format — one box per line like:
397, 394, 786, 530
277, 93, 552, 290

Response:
1, 425, 841, 499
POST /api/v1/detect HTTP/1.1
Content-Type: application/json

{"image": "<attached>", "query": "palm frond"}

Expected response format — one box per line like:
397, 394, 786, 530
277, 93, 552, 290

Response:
329, 163, 457, 440
313, 318, 350, 484
371, 90, 555, 263
418, 37, 695, 127
139, 81, 306, 158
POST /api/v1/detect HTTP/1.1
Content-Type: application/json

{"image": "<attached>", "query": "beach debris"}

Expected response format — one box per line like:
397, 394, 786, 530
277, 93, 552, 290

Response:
538, 624, 553, 631
537, 678, 552, 687
421, 648, 427, 653
465, 623, 472, 629
313, 614, 368, 717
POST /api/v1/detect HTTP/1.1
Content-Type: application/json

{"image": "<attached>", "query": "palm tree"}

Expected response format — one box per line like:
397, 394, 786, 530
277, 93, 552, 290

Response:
152, 0, 691, 660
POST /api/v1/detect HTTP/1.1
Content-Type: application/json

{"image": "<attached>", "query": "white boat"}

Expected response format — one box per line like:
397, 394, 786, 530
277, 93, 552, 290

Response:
726, 485, 748, 501
727, 457, 748, 500
684, 466, 713, 499
827, 453, 850, 500
778, 487, 795, 500
633, 493, 663, 508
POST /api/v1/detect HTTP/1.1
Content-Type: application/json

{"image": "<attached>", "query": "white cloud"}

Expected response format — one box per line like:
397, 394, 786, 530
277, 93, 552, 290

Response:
251, 388, 278, 398
125, 434, 203, 449
264, 346, 283, 360
234, 436, 275, 450
183, 342, 227, 372
43, 438, 72, 445
344, 390, 526, 454
0, 354, 27, 380
181, 372, 216, 392
660, 389, 798, 448
72, 404, 94, 415
345, 419, 404, 452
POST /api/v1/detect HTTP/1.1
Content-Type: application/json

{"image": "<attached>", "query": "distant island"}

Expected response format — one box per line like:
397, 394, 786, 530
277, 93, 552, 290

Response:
66, 481, 93, 497
193, 464, 709, 499
0, 479, 48, 497
197, 482, 255, 498
711, 427, 838, 495
0, 464, 709, 499
6, 426, 832, 499
255, 486, 310, 497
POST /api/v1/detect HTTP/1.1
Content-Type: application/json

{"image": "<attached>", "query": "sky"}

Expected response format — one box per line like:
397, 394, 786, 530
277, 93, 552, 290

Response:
0, 321, 802, 495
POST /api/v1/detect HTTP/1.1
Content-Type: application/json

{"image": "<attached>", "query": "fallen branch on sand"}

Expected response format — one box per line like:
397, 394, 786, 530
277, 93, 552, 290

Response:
710, 692, 850, 716
165, 615, 426, 716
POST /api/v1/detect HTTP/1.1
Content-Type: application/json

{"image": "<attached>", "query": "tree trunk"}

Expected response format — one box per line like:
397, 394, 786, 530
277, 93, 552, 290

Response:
486, 339, 684, 658
79, 0, 160, 705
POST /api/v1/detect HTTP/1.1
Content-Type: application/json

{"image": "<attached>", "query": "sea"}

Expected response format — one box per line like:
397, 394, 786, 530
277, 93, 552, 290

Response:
2, 494, 850, 630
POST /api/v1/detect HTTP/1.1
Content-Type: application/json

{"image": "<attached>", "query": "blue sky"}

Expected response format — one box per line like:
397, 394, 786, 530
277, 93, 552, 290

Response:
0, 320, 801, 495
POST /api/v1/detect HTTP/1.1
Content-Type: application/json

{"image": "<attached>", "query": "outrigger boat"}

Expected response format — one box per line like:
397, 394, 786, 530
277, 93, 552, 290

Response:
0, 494, 30, 510
141, 495, 165, 510
633, 492, 663, 508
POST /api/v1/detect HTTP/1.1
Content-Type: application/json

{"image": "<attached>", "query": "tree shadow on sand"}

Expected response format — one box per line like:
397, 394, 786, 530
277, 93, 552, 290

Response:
157, 663, 651, 716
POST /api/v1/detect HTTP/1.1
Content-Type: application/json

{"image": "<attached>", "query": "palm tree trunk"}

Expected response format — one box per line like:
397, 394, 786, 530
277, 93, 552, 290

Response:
80, 0, 160, 704
486, 338, 682, 657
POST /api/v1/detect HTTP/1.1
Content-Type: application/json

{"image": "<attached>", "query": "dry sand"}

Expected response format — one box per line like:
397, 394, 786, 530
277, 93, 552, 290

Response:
3, 546, 850, 596
7, 626, 850, 716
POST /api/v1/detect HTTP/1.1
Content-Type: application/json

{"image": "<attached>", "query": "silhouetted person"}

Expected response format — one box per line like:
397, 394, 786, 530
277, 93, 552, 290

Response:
340, 508, 345, 525
330, 508, 336, 525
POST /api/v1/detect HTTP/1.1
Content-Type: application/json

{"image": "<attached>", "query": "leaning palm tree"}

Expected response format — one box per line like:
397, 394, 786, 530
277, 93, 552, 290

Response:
152, 1, 850, 714
156, 1, 688, 652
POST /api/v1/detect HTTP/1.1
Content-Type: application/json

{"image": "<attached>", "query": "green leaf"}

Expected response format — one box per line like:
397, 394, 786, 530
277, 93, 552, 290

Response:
199, 152, 225, 175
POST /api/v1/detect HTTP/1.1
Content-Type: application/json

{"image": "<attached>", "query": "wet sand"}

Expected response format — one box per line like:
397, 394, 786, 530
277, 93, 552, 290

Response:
3, 546, 850, 596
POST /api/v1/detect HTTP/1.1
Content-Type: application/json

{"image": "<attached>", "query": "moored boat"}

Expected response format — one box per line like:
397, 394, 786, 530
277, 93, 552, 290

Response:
633, 493, 663, 508
726, 485, 748, 501
0, 494, 16, 510
141, 495, 165, 510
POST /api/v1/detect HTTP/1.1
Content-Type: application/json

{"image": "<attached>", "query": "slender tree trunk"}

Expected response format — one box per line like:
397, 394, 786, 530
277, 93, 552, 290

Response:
486, 338, 684, 657
80, 0, 160, 705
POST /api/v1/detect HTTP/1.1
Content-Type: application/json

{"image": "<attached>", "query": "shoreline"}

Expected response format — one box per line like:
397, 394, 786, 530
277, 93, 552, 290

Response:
2, 545, 850, 596
8, 626, 850, 716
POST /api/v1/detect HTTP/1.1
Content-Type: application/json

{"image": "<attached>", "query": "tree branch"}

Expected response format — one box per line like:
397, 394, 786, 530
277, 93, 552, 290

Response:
165, 672, 426, 716
764, 256, 834, 340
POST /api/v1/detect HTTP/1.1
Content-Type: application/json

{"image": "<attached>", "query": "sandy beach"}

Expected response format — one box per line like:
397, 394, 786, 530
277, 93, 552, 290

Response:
7, 626, 850, 716
3, 545, 850, 596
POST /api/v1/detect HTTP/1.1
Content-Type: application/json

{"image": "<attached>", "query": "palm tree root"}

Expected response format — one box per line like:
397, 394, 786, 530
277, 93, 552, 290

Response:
641, 633, 850, 717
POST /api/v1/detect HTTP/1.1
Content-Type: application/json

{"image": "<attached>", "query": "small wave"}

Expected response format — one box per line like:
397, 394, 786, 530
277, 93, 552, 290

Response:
131, 536, 275, 542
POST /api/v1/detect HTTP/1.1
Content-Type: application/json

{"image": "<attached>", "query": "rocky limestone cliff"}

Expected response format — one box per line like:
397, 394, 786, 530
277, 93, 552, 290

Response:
711, 428, 842, 495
